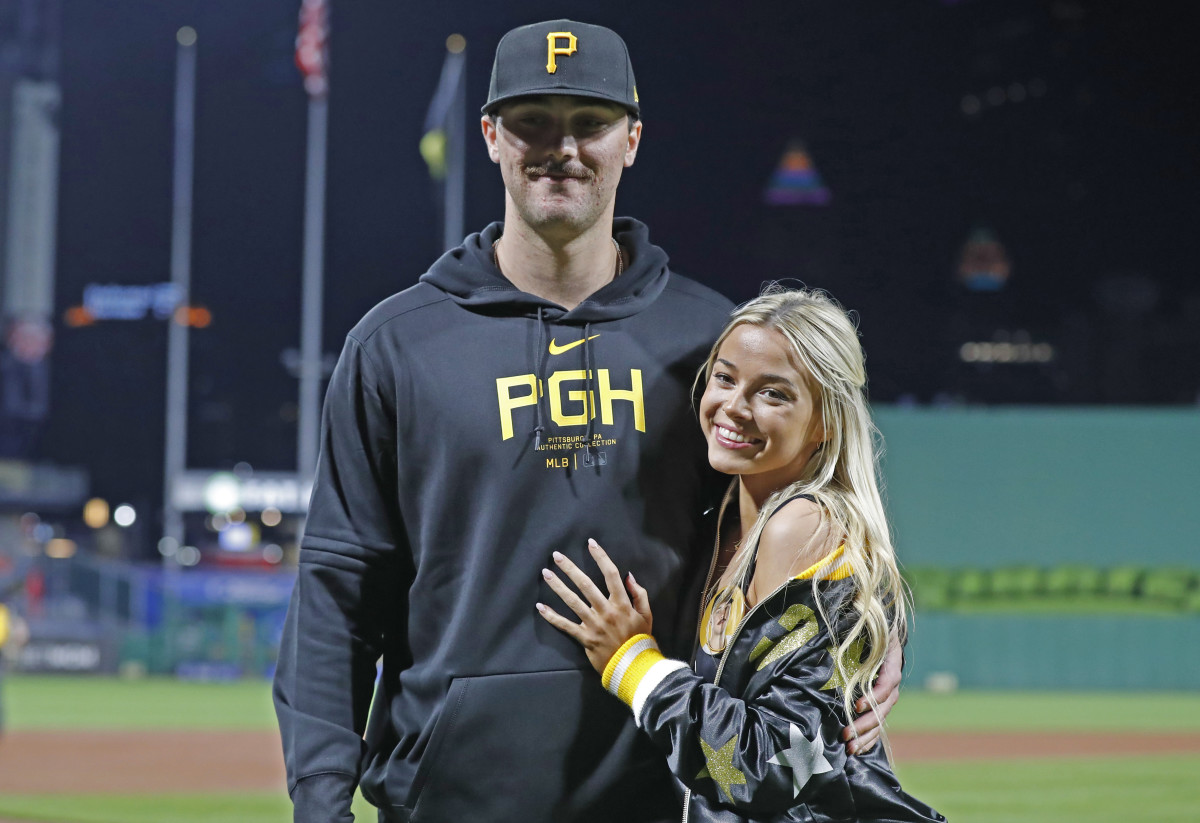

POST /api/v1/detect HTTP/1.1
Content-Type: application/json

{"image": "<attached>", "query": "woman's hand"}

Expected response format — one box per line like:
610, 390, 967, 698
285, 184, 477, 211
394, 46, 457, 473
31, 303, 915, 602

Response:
536, 539, 654, 674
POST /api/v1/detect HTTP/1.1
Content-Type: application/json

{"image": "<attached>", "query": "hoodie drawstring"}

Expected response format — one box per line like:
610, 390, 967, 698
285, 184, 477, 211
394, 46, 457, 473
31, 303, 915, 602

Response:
532, 307, 547, 450
583, 321, 600, 469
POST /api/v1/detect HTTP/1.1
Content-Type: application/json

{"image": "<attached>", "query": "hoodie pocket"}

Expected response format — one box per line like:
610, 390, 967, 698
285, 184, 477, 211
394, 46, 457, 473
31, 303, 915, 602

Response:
406, 668, 659, 822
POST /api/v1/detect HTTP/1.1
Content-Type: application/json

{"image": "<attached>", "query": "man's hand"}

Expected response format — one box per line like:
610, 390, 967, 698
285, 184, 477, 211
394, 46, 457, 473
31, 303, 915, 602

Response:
842, 628, 903, 754
537, 539, 654, 673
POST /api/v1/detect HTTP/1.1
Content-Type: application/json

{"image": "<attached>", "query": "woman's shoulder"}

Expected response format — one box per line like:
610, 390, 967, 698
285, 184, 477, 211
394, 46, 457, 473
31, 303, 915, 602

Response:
760, 496, 833, 564
751, 496, 839, 602
763, 494, 821, 532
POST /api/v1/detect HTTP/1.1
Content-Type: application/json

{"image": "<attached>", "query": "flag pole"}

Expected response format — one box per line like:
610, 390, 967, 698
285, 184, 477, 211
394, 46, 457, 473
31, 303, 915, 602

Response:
296, 96, 327, 481
296, 0, 330, 481
162, 25, 197, 566
443, 34, 466, 252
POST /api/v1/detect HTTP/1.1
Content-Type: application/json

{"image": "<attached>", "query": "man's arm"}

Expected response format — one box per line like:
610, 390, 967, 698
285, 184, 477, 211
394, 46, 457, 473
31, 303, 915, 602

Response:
273, 336, 404, 823
841, 628, 903, 754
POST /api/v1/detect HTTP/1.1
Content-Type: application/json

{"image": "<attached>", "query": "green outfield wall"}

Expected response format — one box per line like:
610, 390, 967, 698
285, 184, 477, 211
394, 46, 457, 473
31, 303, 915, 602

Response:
904, 613, 1200, 689
874, 406, 1200, 689
875, 407, 1200, 568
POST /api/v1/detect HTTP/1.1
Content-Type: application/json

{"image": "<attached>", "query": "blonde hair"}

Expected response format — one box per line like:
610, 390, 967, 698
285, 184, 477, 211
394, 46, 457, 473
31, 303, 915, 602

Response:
696, 285, 909, 755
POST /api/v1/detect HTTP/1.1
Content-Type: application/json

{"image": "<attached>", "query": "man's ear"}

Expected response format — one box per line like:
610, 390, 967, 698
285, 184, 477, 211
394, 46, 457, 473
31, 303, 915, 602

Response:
624, 119, 642, 168
481, 115, 500, 163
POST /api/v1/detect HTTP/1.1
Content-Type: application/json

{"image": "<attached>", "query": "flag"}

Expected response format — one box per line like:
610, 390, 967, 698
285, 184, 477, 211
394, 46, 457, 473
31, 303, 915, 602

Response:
295, 0, 329, 98
764, 141, 831, 206
420, 36, 467, 180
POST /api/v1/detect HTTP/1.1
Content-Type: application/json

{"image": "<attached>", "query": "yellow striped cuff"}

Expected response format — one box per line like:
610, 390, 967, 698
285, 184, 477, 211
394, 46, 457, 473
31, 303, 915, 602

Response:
601, 633, 688, 727
602, 634, 658, 694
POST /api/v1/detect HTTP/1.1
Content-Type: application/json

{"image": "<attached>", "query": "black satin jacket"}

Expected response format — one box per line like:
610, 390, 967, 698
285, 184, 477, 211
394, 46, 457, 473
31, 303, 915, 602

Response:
605, 547, 945, 823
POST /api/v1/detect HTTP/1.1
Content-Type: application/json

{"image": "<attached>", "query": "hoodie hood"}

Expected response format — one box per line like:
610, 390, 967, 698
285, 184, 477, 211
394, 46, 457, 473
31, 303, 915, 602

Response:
419, 217, 671, 323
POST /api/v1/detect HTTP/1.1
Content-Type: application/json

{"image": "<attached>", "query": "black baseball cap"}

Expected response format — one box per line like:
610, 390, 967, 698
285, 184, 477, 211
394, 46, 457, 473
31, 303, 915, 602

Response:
482, 19, 639, 117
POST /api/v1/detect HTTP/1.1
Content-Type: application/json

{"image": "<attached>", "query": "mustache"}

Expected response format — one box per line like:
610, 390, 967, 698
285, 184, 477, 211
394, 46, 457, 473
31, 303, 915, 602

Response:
523, 161, 593, 180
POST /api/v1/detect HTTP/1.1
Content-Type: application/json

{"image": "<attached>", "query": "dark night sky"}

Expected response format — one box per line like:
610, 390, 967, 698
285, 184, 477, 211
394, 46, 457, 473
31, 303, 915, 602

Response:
40, 0, 1199, 524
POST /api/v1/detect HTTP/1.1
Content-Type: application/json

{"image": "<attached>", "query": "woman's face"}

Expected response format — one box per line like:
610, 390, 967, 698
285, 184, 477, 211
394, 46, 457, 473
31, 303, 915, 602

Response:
699, 324, 824, 491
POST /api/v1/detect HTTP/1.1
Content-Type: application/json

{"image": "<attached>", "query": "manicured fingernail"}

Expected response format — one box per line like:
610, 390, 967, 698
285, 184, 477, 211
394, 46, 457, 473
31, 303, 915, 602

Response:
588, 538, 599, 548
542, 568, 552, 580
552, 551, 565, 562
848, 742, 858, 754
535, 603, 546, 613
627, 571, 636, 584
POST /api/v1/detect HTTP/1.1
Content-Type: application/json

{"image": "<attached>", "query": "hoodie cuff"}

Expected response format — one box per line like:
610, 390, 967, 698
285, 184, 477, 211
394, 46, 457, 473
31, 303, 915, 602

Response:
289, 771, 358, 823
601, 633, 688, 726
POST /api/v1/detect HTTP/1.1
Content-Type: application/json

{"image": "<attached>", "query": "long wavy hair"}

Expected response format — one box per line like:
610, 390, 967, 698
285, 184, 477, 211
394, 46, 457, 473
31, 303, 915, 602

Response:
696, 285, 909, 754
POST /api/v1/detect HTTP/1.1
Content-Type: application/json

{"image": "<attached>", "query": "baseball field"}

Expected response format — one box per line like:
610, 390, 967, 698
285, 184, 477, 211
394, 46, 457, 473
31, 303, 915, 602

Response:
0, 675, 1197, 822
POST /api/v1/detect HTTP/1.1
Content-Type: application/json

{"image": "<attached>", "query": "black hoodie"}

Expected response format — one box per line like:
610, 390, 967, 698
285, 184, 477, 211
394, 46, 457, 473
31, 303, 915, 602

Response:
274, 218, 733, 822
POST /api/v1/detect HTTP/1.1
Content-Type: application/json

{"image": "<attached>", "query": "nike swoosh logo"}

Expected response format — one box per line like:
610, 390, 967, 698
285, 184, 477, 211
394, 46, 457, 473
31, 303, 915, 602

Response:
548, 334, 601, 356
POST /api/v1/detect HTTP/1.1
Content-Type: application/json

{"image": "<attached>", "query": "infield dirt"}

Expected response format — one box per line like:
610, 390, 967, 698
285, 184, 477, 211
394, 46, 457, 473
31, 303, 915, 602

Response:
3, 729, 1200, 793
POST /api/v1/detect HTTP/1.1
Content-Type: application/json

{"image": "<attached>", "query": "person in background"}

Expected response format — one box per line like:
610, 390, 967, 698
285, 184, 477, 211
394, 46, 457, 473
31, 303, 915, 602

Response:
0, 551, 33, 737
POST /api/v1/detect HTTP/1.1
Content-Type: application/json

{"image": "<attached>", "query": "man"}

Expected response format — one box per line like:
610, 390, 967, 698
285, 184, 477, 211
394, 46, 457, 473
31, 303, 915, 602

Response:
274, 20, 898, 822
0, 550, 33, 737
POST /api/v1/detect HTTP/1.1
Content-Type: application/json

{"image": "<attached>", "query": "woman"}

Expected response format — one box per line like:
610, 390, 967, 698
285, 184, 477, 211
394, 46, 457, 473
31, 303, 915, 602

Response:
537, 288, 944, 822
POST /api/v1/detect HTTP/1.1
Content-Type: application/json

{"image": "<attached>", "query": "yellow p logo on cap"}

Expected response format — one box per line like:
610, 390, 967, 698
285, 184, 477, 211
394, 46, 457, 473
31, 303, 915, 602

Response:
546, 31, 577, 74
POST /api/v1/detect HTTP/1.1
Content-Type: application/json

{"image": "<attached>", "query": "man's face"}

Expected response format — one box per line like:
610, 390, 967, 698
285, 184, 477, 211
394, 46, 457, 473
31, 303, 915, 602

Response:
482, 95, 642, 235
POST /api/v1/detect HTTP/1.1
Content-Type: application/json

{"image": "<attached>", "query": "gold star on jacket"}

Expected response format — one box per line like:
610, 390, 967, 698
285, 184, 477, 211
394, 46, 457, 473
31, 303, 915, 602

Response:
696, 734, 748, 802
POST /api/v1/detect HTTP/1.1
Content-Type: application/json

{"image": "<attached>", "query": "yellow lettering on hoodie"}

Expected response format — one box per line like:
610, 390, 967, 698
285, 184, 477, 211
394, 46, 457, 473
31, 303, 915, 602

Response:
548, 370, 595, 427
598, 368, 645, 432
496, 375, 538, 440
497, 368, 645, 440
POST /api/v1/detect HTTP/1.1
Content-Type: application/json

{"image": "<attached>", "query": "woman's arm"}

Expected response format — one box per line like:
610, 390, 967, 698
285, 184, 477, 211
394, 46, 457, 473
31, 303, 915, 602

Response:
538, 541, 854, 815
619, 632, 849, 813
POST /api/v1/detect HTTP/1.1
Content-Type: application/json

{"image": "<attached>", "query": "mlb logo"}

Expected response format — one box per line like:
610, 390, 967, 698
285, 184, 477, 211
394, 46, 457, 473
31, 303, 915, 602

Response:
582, 451, 607, 467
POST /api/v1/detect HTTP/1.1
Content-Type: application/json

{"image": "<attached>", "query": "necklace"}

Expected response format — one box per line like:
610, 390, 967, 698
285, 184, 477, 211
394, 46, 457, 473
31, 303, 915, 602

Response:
492, 237, 624, 280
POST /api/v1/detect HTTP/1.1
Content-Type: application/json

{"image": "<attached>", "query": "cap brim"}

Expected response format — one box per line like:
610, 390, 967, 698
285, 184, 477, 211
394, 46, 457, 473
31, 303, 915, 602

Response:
482, 87, 639, 117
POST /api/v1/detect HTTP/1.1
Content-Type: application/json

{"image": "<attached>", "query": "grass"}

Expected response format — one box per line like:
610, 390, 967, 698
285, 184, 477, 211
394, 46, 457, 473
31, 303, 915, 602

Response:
10, 676, 1200, 734
897, 755, 1200, 823
3, 675, 276, 731
887, 689, 1200, 732
0, 792, 379, 823
2, 678, 1199, 822
0, 794, 293, 823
